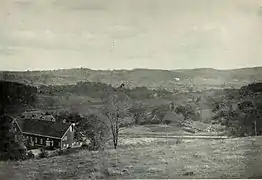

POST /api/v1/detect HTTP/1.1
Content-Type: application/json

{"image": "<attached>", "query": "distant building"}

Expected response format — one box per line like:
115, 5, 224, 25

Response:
13, 118, 80, 150
162, 112, 184, 124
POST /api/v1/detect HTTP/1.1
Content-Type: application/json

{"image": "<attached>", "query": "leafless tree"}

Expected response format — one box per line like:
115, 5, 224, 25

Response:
101, 83, 130, 149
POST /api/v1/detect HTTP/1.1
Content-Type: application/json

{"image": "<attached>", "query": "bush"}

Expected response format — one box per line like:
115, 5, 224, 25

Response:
55, 150, 61, 156
0, 115, 28, 161
39, 148, 48, 158
9, 145, 27, 161
163, 119, 172, 125
139, 119, 161, 125
55, 148, 81, 156
175, 138, 183, 144
27, 151, 35, 159
81, 143, 89, 149
0, 145, 27, 161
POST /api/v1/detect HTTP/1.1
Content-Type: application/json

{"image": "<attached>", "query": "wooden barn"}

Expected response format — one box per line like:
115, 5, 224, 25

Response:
13, 118, 80, 150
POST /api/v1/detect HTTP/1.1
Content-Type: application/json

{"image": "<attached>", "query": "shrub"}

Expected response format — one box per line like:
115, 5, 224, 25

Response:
9, 144, 27, 161
163, 119, 172, 125
0, 144, 27, 161
0, 115, 28, 161
55, 148, 81, 156
81, 143, 89, 149
175, 104, 195, 120
175, 138, 183, 144
27, 151, 35, 159
39, 148, 48, 158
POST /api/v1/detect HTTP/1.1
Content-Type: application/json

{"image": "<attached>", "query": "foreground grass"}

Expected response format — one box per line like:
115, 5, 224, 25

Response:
1, 136, 262, 179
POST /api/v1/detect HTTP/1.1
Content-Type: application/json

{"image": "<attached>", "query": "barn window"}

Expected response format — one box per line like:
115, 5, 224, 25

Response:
34, 137, 37, 143
46, 140, 50, 146
40, 138, 43, 144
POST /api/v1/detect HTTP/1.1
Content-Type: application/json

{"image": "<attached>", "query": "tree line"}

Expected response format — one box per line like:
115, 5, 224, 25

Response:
212, 82, 262, 137
38, 81, 173, 100
0, 81, 37, 160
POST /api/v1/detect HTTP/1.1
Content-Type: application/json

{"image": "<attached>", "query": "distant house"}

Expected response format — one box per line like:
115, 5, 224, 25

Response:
162, 112, 184, 124
13, 118, 80, 150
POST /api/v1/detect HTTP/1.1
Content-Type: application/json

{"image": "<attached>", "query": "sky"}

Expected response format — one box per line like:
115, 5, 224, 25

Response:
1, 0, 262, 71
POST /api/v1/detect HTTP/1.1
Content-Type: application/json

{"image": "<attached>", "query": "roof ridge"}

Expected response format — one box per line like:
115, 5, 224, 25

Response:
15, 118, 72, 138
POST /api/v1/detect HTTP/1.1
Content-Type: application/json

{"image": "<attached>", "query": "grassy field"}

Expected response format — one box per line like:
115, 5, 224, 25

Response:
1, 133, 262, 179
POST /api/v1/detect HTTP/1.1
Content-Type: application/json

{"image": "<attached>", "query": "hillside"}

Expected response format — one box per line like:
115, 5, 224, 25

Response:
1, 67, 262, 92
1, 135, 262, 179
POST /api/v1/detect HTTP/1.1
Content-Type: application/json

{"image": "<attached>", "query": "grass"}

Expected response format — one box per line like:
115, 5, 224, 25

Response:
120, 124, 192, 135
1, 135, 262, 179
119, 123, 225, 137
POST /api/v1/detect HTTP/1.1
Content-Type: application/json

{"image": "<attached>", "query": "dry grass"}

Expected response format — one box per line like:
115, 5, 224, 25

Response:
120, 124, 193, 136
1, 136, 262, 179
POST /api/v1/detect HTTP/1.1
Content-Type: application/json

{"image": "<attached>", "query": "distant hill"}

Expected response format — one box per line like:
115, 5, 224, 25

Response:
1, 67, 262, 92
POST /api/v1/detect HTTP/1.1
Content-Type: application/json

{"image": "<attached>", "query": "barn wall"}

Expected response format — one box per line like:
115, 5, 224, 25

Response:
61, 125, 76, 149
23, 134, 61, 149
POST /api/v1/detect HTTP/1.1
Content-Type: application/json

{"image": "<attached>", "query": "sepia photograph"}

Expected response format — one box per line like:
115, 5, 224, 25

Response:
1, 0, 262, 179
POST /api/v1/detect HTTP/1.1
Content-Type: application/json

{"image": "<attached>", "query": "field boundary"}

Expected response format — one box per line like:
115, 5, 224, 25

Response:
119, 134, 229, 139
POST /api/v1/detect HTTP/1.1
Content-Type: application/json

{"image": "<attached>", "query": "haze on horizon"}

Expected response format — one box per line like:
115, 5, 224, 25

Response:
1, 0, 262, 71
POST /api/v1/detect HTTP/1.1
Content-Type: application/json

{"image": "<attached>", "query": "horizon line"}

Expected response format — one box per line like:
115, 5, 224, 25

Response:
0, 66, 262, 72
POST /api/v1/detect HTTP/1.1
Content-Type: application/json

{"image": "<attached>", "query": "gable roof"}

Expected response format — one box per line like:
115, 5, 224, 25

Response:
15, 118, 71, 139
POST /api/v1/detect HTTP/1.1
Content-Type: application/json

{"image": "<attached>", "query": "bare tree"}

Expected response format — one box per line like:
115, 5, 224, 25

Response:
101, 83, 130, 149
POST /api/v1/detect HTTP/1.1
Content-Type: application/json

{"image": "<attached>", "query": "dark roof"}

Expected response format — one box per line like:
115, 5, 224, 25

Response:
15, 119, 71, 139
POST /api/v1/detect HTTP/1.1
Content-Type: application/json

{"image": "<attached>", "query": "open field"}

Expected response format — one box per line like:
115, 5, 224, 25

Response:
120, 124, 227, 137
1, 134, 262, 179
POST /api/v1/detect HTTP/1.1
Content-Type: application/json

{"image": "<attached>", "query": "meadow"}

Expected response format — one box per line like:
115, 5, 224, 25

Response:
1, 124, 261, 179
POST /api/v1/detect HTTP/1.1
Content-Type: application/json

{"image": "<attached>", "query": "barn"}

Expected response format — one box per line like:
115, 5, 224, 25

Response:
14, 118, 80, 150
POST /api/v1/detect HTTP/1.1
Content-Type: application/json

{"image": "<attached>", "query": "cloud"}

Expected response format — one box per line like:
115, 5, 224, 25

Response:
1, 0, 262, 70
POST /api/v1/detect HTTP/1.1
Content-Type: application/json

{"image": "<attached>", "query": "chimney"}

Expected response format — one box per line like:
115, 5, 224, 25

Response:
72, 123, 76, 132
